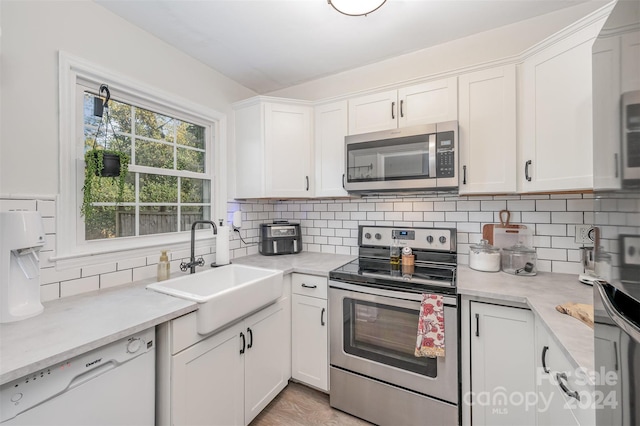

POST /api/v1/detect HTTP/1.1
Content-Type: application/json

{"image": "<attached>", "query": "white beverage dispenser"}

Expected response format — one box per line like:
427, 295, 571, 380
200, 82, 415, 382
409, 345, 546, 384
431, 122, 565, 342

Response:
0, 211, 46, 323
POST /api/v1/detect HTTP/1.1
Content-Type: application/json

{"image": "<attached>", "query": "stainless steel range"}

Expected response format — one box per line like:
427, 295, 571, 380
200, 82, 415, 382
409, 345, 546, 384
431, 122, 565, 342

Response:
329, 225, 459, 426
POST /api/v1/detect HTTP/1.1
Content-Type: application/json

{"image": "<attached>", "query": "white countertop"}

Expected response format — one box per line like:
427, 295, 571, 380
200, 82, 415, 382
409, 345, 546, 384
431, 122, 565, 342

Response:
0, 252, 593, 387
0, 281, 197, 385
231, 252, 356, 276
457, 266, 594, 372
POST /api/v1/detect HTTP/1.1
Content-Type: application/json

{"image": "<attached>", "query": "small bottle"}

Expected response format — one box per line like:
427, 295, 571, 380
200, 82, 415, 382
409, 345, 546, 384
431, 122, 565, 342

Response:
390, 237, 400, 265
157, 250, 170, 281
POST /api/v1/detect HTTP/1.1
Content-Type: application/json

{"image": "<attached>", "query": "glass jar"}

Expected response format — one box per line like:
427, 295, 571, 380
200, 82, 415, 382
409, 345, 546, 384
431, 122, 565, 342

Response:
501, 243, 537, 276
469, 239, 501, 272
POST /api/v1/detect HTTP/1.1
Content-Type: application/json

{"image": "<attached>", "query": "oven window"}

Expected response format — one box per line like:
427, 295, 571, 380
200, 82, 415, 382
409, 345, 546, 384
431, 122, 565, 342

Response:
347, 135, 431, 182
343, 298, 437, 377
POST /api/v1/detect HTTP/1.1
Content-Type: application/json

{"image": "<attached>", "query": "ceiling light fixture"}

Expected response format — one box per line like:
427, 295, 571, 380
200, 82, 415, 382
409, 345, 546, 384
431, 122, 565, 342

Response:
327, 0, 387, 17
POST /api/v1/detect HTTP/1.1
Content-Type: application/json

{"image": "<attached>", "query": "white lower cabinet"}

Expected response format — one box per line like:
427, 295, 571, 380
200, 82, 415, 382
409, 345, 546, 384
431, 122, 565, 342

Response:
470, 301, 536, 425
291, 273, 329, 392
159, 278, 291, 426
535, 321, 595, 426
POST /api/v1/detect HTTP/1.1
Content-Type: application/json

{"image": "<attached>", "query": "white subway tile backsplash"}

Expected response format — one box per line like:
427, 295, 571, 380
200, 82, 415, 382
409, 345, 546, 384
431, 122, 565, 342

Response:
40, 267, 81, 285
0, 199, 37, 211
457, 222, 480, 233
536, 200, 566, 211
522, 212, 551, 224
456, 201, 481, 211
61, 276, 99, 298
117, 257, 147, 270
413, 201, 434, 212
536, 224, 567, 236
468, 212, 494, 223
552, 212, 583, 224
446, 211, 468, 222
537, 248, 567, 261
507, 200, 535, 211
394, 202, 413, 211
82, 262, 117, 277
100, 269, 133, 289
481, 200, 507, 211
550, 236, 581, 250
40, 283, 60, 302
567, 199, 594, 212
320, 212, 335, 220
376, 202, 394, 211
132, 265, 157, 281
358, 203, 375, 212
384, 212, 403, 221
424, 212, 445, 222
367, 212, 385, 221
404, 212, 423, 221
434, 201, 456, 211
551, 261, 582, 274
321, 228, 335, 237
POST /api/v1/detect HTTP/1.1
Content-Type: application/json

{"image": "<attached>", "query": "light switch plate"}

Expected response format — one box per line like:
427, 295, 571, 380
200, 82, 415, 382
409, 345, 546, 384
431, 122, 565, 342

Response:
575, 225, 595, 245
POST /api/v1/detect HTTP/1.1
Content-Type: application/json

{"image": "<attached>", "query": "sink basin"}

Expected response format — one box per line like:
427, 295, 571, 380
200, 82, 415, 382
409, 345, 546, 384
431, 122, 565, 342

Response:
147, 264, 283, 335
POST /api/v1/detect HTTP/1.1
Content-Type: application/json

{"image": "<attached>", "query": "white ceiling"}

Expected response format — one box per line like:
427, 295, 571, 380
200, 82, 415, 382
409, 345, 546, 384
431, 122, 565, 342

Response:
96, 0, 603, 94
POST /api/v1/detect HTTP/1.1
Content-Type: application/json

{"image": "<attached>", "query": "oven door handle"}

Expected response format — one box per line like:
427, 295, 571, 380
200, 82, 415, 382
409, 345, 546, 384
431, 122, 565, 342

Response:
329, 280, 457, 306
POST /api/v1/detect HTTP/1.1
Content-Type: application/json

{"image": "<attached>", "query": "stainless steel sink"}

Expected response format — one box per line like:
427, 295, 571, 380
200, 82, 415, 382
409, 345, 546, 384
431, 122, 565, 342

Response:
147, 264, 283, 334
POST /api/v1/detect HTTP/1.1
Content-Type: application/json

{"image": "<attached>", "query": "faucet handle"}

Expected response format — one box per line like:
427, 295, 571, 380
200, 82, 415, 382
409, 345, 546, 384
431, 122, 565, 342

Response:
196, 257, 205, 267
179, 262, 190, 272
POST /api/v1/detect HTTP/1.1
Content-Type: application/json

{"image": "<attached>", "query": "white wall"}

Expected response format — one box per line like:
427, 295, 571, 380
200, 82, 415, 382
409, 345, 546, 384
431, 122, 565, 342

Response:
0, 0, 256, 196
265, 1, 605, 101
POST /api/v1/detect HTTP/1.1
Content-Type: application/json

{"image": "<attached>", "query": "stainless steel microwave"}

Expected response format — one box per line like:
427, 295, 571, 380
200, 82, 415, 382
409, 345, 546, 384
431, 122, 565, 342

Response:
344, 121, 458, 193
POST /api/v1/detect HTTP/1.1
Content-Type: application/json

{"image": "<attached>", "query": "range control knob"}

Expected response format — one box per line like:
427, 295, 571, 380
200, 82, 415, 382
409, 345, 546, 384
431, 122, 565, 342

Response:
11, 393, 23, 403
126, 338, 142, 354
364, 232, 372, 240
439, 236, 447, 244
426, 235, 434, 244
375, 233, 382, 240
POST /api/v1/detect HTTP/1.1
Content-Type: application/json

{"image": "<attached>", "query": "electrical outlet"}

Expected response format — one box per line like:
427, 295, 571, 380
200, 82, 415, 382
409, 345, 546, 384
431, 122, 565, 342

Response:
575, 225, 595, 245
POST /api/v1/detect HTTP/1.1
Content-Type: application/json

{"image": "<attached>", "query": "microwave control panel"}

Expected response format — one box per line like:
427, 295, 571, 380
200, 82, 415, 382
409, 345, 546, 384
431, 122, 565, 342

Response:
436, 131, 455, 178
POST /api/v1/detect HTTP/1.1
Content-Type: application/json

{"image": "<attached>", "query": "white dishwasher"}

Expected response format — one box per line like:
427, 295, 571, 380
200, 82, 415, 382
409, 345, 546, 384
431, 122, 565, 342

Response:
0, 328, 155, 425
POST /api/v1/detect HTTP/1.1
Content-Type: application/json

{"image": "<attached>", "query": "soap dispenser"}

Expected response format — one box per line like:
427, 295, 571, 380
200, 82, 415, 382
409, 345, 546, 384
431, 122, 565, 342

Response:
157, 250, 170, 281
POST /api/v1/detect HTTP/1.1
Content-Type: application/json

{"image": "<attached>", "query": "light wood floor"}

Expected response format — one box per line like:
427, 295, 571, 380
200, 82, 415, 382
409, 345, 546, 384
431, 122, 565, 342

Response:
250, 381, 372, 426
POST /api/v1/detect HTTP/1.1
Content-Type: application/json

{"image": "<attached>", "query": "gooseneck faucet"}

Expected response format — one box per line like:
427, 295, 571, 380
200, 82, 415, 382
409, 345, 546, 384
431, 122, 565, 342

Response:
180, 220, 217, 274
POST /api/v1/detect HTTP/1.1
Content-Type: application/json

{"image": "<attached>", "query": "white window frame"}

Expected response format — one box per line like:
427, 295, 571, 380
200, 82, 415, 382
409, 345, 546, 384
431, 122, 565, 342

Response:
57, 52, 227, 268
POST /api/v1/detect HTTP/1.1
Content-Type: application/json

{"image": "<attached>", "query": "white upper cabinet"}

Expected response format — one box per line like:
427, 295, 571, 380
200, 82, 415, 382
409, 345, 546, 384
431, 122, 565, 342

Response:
234, 98, 313, 198
347, 78, 458, 135
592, 35, 622, 190
519, 20, 604, 192
314, 101, 348, 197
621, 30, 640, 93
398, 78, 458, 128
458, 65, 517, 194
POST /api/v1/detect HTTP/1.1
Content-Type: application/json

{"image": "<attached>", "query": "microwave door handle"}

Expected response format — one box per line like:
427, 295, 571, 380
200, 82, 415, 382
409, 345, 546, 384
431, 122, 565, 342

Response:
429, 134, 436, 178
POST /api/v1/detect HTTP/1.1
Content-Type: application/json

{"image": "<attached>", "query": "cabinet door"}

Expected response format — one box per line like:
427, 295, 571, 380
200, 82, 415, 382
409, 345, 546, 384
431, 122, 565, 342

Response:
291, 294, 328, 391
592, 35, 622, 190
172, 324, 244, 426
264, 103, 313, 197
348, 90, 398, 135
470, 302, 535, 425
519, 22, 602, 192
459, 65, 516, 194
621, 30, 640, 93
398, 77, 458, 128
244, 300, 289, 425
235, 102, 265, 198
315, 101, 348, 197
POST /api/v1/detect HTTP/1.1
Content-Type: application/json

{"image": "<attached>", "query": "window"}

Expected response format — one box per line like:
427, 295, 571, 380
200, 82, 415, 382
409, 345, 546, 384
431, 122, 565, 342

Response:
58, 52, 226, 265
81, 89, 212, 240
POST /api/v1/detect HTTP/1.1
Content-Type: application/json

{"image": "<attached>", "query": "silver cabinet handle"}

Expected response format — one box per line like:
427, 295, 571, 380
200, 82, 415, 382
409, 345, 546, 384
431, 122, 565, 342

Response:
342, 173, 345, 189
400, 100, 404, 117
321, 307, 326, 326
463, 165, 467, 185
301, 283, 317, 289
475, 313, 480, 337
556, 372, 580, 401
525, 160, 532, 182
305, 176, 309, 191
391, 101, 395, 120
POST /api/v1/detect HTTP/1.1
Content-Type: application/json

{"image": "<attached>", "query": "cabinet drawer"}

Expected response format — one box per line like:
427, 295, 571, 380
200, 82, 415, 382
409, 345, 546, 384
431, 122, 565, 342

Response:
292, 273, 327, 299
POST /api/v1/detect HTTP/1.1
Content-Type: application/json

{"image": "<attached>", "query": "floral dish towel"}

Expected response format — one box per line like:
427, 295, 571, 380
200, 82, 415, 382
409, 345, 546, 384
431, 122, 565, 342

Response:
415, 294, 445, 358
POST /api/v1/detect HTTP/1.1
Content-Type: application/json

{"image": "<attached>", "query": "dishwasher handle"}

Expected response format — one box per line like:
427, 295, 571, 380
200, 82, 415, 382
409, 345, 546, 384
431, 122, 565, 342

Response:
67, 361, 117, 391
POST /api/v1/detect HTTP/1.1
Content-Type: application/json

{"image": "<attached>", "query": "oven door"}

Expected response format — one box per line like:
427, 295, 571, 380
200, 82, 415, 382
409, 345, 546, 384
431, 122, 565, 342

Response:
329, 281, 458, 403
